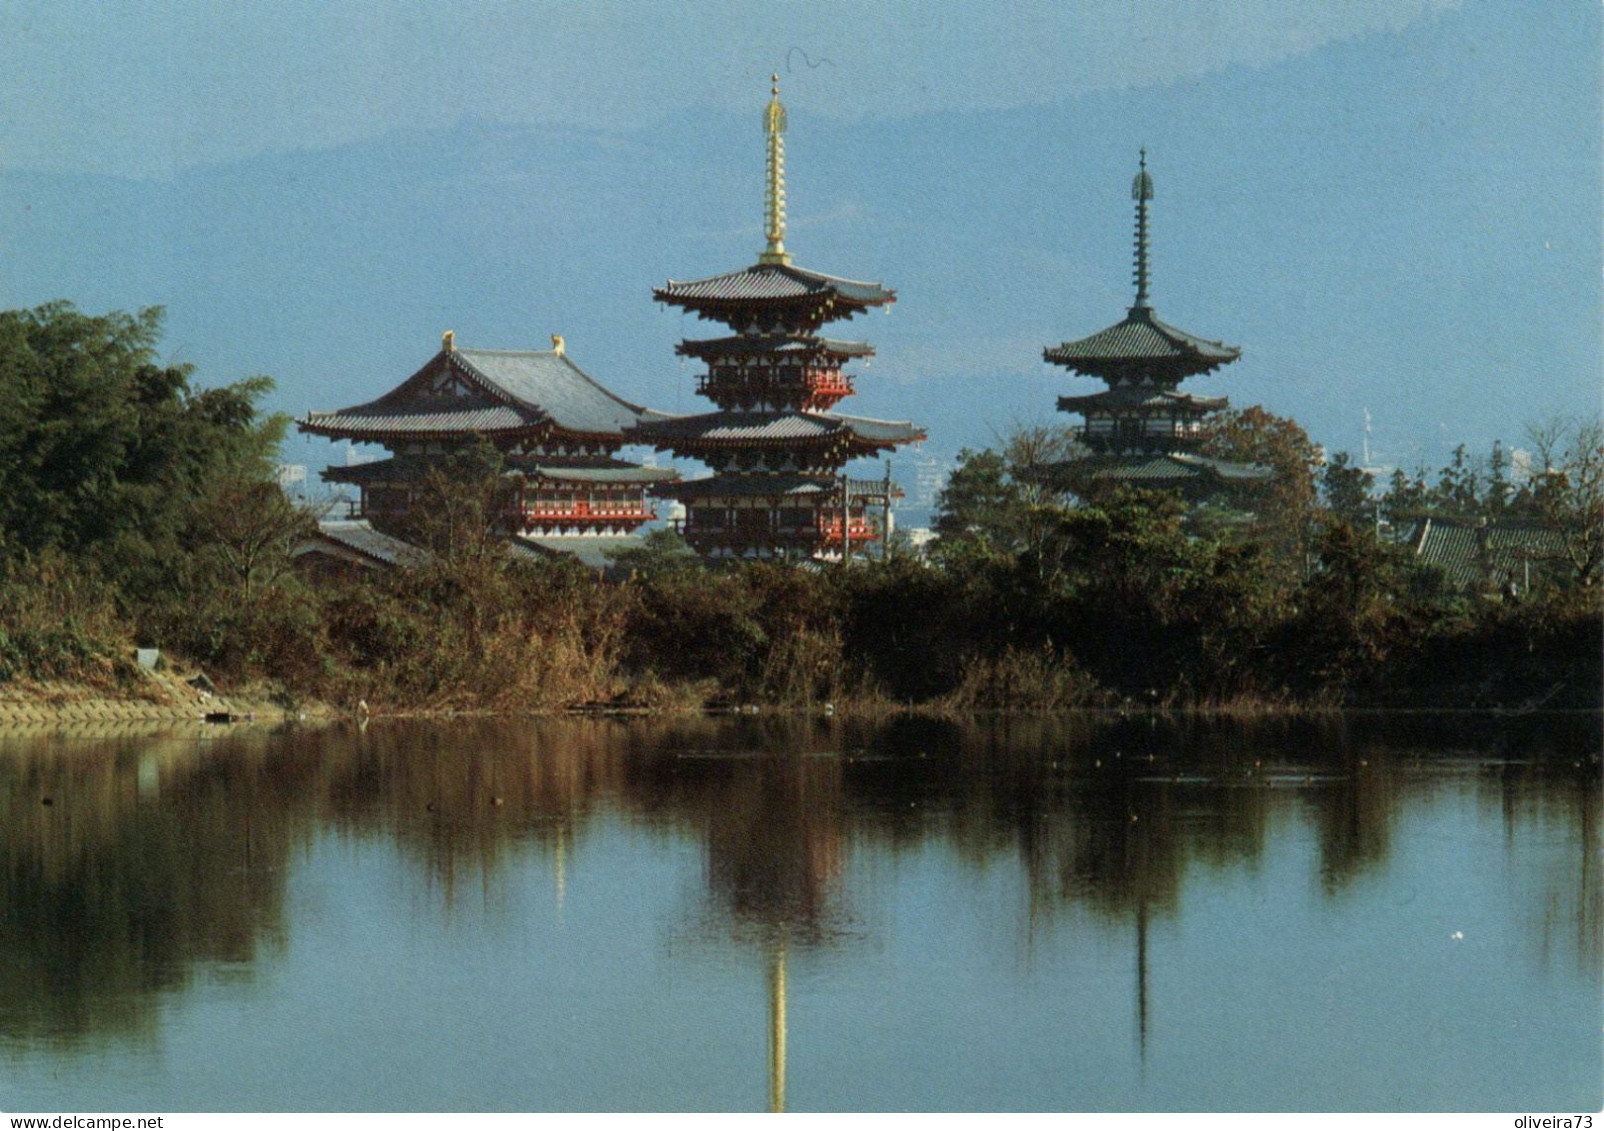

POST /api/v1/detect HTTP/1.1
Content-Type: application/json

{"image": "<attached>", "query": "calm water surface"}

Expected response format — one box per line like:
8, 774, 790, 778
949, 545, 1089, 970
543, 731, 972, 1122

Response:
0, 712, 1597, 1112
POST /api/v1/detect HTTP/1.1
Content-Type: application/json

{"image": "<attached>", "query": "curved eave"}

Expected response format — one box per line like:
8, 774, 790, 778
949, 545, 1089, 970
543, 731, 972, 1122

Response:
655, 293, 891, 328
659, 473, 905, 501
527, 466, 680, 486
675, 336, 876, 361
297, 413, 549, 444
631, 412, 923, 449
1078, 453, 1274, 485
658, 473, 834, 500
653, 263, 895, 327
650, 433, 917, 456
655, 263, 893, 303
1044, 356, 1234, 381
1056, 392, 1230, 413
1042, 308, 1240, 380
321, 461, 396, 485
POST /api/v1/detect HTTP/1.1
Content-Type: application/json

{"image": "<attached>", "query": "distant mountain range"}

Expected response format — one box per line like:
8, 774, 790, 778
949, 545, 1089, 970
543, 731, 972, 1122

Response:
2, 7, 1596, 483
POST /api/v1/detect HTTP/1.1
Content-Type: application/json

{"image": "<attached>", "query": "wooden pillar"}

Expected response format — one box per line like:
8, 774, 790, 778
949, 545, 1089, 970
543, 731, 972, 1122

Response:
882, 460, 893, 562
839, 473, 851, 564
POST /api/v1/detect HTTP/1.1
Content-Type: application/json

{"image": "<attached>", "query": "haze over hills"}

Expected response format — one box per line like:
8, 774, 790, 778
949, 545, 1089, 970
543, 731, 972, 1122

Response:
0, 3, 1596, 489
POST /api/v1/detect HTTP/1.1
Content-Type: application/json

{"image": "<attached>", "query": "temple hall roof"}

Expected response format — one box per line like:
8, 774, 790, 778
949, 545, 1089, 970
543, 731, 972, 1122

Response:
1044, 306, 1241, 380
514, 534, 656, 573
302, 404, 538, 440
659, 472, 902, 502
1406, 518, 1567, 588
522, 464, 679, 485
323, 456, 677, 487
295, 519, 431, 570
300, 343, 665, 442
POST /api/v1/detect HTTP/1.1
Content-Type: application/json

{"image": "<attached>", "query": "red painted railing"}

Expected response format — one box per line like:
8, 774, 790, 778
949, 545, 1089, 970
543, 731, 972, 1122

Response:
523, 504, 654, 521
816, 517, 876, 543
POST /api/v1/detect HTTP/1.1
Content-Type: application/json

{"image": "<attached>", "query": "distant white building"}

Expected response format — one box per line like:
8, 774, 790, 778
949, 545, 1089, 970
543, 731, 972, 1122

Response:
903, 527, 937, 554
910, 451, 949, 510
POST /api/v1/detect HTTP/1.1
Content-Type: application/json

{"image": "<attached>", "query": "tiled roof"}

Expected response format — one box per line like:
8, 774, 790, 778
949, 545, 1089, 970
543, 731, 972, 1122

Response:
1080, 453, 1272, 484
662, 472, 903, 501
529, 464, 678, 485
676, 334, 875, 360
323, 456, 676, 487
1057, 387, 1229, 413
323, 457, 402, 484
299, 345, 664, 441
632, 410, 922, 447
454, 348, 664, 435
1408, 518, 1568, 587
515, 535, 651, 572
302, 404, 539, 439
300, 521, 664, 573
298, 519, 430, 568
1044, 307, 1240, 377
655, 262, 894, 308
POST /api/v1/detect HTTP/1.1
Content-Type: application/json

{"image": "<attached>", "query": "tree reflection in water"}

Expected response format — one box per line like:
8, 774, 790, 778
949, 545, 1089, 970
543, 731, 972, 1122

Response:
0, 711, 1595, 1073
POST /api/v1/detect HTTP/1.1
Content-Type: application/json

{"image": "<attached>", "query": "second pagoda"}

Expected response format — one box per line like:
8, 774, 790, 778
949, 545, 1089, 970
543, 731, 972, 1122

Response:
632, 76, 926, 559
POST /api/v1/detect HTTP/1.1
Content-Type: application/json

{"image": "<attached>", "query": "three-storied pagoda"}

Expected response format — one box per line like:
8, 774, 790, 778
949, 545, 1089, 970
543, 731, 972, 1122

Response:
632, 77, 925, 558
1045, 152, 1268, 492
299, 332, 677, 542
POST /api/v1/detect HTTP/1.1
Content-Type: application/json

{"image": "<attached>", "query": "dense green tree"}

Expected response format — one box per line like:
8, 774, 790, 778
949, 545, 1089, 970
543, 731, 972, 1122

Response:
610, 528, 698, 577
1198, 406, 1321, 577
1524, 417, 1604, 588
931, 426, 1083, 586
1485, 440, 1514, 518
1321, 452, 1376, 527
0, 303, 286, 602
1431, 444, 1484, 519
186, 477, 318, 606
1381, 467, 1429, 525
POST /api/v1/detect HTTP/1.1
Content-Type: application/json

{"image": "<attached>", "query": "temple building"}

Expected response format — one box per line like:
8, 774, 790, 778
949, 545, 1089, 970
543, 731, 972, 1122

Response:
297, 332, 677, 554
1045, 152, 1269, 493
631, 77, 926, 559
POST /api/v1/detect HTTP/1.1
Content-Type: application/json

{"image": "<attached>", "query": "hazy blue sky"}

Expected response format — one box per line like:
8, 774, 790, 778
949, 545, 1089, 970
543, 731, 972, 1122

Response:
0, 0, 1597, 480
2, 1, 1464, 178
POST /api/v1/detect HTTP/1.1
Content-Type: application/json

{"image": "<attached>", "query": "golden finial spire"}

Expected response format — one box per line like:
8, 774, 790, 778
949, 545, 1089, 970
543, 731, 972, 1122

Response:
758, 74, 791, 266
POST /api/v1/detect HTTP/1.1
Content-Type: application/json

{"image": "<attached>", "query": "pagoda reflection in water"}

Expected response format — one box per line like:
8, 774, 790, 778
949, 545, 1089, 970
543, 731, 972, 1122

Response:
0, 714, 1595, 1109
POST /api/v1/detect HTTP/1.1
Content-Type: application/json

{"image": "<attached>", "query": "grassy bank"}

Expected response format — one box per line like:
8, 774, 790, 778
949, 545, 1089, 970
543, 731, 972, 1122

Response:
0, 304, 1597, 724
3, 544, 1595, 723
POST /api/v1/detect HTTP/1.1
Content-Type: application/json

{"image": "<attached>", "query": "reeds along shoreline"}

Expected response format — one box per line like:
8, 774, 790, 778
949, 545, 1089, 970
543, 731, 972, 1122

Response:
2, 545, 1598, 720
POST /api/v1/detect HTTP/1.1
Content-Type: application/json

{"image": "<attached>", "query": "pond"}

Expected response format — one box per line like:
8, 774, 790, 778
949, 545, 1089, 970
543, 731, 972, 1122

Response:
0, 712, 1597, 1112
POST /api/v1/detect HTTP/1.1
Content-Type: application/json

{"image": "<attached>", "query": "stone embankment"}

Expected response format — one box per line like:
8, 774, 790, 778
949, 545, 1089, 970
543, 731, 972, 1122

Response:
0, 661, 297, 727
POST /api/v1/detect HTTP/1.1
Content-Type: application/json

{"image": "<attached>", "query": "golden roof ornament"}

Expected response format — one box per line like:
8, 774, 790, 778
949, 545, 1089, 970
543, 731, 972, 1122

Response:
758, 74, 791, 266
442, 329, 455, 352
551, 334, 565, 356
